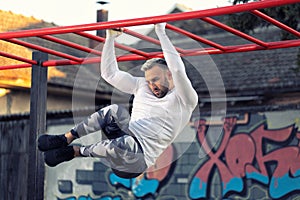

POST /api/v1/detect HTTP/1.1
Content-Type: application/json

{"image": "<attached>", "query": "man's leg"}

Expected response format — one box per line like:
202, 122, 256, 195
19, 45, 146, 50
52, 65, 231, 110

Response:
45, 135, 147, 178
44, 134, 147, 178
38, 104, 129, 151
72, 104, 130, 139
39, 104, 138, 169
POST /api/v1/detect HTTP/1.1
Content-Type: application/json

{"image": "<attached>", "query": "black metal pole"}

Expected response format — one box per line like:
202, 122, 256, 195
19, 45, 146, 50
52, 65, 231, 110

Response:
96, 8, 108, 37
28, 51, 48, 200
96, 1, 109, 37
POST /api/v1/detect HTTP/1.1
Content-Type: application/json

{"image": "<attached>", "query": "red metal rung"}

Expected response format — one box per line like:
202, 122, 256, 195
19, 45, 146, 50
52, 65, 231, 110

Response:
250, 10, 300, 38
201, 17, 269, 48
0, 63, 32, 70
5, 38, 84, 62
0, 0, 298, 39
39, 35, 102, 56
76, 32, 150, 58
123, 28, 187, 54
0, 51, 37, 65
166, 24, 227, 51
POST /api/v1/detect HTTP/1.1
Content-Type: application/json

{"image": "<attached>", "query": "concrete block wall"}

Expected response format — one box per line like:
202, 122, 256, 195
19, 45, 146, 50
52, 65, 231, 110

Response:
45, 110, 300, 200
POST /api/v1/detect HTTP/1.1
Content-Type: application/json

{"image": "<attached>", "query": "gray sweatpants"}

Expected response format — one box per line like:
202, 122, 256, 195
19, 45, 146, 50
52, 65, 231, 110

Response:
71, 104, 146, 178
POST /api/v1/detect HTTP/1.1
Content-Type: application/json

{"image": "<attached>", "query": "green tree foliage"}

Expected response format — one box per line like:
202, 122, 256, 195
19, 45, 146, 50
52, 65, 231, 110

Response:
227, 0, 300, 70
228, 0, 300, 40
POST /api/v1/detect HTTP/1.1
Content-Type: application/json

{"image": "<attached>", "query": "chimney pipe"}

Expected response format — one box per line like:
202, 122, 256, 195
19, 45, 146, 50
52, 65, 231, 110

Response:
96, 1, 109, 37
89, 1, 109, 49
89, 1, 109, 73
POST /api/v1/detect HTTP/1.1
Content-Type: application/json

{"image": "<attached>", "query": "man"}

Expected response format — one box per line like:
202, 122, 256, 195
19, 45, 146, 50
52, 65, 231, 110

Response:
38, 23, 198, 178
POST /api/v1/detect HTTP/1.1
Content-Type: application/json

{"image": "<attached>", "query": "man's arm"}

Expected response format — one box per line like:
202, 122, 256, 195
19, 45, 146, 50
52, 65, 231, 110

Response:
101, 29, 138, 94
155, 23, 198, 107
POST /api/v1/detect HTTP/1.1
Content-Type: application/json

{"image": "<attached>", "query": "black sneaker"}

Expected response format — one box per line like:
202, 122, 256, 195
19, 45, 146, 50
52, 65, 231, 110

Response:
44, 146, 74, 167
38, 134, 68, 152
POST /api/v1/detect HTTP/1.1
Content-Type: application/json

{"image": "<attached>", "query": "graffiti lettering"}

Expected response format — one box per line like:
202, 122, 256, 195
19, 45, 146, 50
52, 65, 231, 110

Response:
189, 117, 300, 199
109, 145, 175, 198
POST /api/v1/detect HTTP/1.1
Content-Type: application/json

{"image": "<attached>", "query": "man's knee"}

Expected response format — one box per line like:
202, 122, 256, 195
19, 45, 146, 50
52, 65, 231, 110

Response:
99, 104, 119, 117
98, 105, 130, 137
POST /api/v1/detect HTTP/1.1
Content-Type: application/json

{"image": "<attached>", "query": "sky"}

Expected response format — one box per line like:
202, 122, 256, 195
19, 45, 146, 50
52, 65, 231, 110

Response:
0, 0, 232, 44
0, 0, 231, 26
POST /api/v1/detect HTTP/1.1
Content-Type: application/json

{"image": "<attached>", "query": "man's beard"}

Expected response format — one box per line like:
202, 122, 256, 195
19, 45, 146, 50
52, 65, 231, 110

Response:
151, 75, 170, 98
153, 84, 169, 98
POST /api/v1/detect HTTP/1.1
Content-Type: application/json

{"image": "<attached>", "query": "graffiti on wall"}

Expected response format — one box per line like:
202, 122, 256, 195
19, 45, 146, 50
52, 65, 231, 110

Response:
189, 115, 300, 199
58, 145, 176, 200
54, 112, 300, 199
108, 144, 176, 199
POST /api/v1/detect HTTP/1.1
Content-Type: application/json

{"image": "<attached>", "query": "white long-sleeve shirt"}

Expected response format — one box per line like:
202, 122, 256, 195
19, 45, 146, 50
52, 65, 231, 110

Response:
101, 25, 198, 167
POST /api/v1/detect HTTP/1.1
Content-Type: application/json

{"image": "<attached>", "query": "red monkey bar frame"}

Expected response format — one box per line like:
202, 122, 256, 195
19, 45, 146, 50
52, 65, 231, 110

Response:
0, 0, 299, 70
1, 1, 300, 199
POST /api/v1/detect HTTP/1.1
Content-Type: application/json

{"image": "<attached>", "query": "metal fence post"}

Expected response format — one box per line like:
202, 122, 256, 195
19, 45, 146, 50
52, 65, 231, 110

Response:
28, 51, 48, 200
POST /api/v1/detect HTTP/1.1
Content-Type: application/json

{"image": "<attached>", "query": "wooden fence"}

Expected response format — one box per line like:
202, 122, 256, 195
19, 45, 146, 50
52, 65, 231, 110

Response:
0, 118, 30, 199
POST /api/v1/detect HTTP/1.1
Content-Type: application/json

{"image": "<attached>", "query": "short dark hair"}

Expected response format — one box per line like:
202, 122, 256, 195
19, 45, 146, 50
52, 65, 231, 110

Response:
140, 58, 168, 71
